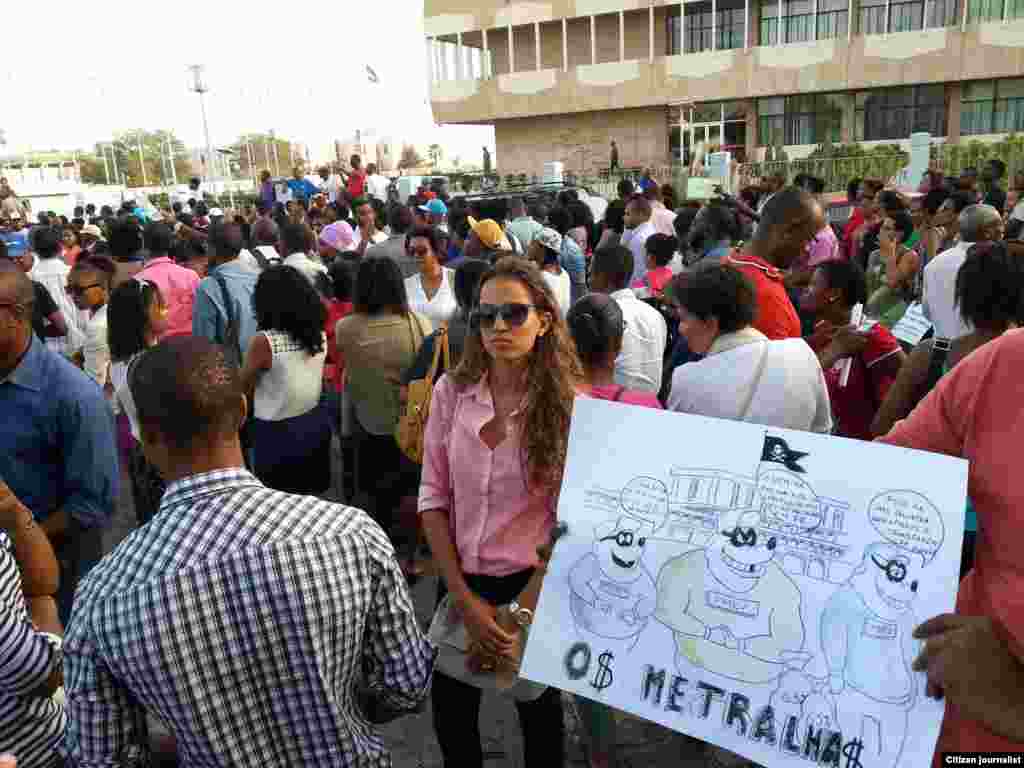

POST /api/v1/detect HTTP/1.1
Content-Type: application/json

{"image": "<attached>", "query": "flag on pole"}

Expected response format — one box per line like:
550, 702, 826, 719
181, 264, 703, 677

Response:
366, 65, 380, 84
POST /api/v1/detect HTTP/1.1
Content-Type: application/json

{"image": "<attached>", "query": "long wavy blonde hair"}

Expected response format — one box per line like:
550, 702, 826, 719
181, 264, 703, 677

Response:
452, 257, 583, 491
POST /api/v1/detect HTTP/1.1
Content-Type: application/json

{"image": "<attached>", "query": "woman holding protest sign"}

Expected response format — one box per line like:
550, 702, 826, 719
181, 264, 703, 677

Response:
418, 257, 581, 768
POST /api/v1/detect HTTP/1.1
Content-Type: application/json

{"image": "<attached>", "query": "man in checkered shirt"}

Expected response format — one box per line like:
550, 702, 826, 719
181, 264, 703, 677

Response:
62, 337, 435, 767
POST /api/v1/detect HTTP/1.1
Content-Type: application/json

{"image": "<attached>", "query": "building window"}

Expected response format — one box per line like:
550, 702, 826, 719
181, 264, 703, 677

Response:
927, 0, 962, 25
962, 79, 1024, 135
758, 94, 844, 146
667, 1, 745, 54
760, 0, 817, 44
858, 0, 960, 31
888, 0, 925, 30
855, 85, 947, 140
817, 0, 850, 37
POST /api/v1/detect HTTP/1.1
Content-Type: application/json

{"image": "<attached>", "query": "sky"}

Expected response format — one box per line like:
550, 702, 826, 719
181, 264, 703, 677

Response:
2, 0, 494, 167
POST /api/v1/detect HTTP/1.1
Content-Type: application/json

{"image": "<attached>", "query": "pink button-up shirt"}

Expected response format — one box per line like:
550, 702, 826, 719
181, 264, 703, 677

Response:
135, 256, 201, 338
418, 374, 556, 577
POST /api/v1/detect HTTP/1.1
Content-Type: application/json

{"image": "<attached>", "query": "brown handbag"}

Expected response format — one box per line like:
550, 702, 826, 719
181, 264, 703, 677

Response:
395, 323, 450, 463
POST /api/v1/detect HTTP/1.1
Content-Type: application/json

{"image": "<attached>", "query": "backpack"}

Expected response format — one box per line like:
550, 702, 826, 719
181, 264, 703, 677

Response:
395, 322, 448, 463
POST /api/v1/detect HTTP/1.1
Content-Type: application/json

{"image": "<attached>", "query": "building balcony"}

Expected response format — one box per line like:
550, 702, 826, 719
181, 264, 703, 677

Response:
429, 18, 1024, 124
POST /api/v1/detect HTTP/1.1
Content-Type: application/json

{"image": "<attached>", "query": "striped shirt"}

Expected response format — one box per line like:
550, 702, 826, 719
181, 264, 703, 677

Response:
0, 534, 65, 768
64, 468, 436, 767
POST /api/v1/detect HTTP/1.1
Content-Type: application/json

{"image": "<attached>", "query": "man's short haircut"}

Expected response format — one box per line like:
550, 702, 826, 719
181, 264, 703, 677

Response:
591, 245, 634, 290
754, 187, 815, 241
144, 222, 173, 255
280, 222, 312, 255
388, 204, 414, 234
672, 263, 757, 334
847, 177, 863, 201
627, 194, 652, 219
454, 259, 490, 311
210, 222, 244, 258
0, 260, 35, 306
617, 179, 635, 200
130, 337, 244, 452
923, 188, 950, 216
33, 227, 62, 259
878, 190, 907, 214
959, 204, 1002, 242
887, 209, 915, 243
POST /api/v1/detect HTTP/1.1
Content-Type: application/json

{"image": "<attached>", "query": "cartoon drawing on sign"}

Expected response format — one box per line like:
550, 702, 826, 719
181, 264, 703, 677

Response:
820, 541, 925, 767
653, 505, 805, 684
768, 654, 838, 746
568, 477, 664, 646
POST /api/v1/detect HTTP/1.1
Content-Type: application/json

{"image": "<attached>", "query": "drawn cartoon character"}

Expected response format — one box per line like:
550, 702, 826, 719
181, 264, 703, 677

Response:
569, 515, 657, 643
654, 507, 805, 684
820, 542, 922, 767
770, 656, 838, 740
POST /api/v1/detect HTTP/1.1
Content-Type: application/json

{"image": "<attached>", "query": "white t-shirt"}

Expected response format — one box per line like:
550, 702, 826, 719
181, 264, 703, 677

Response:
405, 268, 458, 327
352, 229, 388, 251
283, 252, 328, 285
622, 221, 657, 284
367, 174, 391, 201
610, 288, 667, 394
81, 305, 110, 389
922, 241, 973, 340
667, 333, 832, 433
254, 330, 326, 421
542, 268, 571, 317
111, 354, 143, 440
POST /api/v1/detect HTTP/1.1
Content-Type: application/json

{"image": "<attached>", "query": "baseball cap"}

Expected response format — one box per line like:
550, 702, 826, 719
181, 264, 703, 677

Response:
535, 227, 563, 254
418, 199, 448, 217
80, 224, 106, 241
468, 217, 512, 251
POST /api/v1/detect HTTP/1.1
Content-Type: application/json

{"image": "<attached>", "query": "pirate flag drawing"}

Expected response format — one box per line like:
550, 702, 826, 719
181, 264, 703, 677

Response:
761, 436, 808, 474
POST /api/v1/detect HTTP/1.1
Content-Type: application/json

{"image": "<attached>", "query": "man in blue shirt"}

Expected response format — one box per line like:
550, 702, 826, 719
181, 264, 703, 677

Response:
192, 223, 260, 364
285, 165, 319, 204
0, 262, 118, 621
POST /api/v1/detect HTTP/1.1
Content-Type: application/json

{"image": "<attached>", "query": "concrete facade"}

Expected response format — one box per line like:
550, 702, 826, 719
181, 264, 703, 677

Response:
426, 0, 1024, 176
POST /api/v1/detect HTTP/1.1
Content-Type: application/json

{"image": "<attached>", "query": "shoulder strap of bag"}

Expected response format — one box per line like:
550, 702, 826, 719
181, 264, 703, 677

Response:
923, 337, 951, 396
425, 325, 448, 384
213, 271, 242, 363
738, 342, 771, 421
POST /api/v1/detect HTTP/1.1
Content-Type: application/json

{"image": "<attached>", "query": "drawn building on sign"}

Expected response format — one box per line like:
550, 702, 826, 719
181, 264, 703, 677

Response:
664, 468, 853, 584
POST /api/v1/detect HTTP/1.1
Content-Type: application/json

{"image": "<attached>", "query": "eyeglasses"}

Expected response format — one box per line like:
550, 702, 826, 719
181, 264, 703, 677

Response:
66, 283, 101, 296
870, 554, 917, 592
721, 526, 777, 550
599, 531, 646, 548
470, 302, 537, 330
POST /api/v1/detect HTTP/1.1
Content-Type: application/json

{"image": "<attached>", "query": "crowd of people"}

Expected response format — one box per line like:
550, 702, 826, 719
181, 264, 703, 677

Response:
0, 153, 1023, 768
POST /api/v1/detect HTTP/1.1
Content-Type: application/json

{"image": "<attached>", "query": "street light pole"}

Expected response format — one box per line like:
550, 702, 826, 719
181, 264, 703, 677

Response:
188, 65, 216, 193
137, 131, 148, 187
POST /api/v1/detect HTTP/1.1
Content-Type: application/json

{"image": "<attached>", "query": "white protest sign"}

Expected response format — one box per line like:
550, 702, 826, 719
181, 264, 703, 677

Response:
891, 302, 932, 347
521, 399, 967, 768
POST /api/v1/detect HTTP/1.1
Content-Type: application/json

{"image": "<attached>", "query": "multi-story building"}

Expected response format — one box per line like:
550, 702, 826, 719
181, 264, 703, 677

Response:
425, 0, 1024, 176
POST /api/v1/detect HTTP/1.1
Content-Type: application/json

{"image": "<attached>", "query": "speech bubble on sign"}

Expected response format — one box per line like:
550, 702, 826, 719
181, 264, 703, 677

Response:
757, 468, 824, 533
619, 476, 670, 533
867, 490, 945, 565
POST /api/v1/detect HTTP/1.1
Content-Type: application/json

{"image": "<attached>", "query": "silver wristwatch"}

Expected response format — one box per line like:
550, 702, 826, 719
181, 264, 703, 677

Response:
508, 601, 534, 628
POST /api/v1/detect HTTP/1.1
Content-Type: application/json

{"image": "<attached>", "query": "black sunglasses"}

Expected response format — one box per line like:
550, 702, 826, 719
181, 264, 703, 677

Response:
599, 531, 646, 548
470, 302, 537, 330
722, 526, 777, 550
871, 555, 918, 591
66, 283, 101, 296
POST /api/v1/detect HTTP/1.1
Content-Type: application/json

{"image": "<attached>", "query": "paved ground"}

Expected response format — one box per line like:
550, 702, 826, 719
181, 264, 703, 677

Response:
104, 445, 714, 768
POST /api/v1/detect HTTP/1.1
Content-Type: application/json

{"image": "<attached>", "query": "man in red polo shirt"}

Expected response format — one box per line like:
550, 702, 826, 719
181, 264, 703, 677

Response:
723, 186, 824, 340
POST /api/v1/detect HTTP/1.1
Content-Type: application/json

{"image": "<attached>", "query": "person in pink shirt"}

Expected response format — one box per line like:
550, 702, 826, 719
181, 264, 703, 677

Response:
419, 257, 579, 768
630, 233, 677, 298
644, 185, 677, 237
135, 222, 200, 338
878, 329, 1024, 759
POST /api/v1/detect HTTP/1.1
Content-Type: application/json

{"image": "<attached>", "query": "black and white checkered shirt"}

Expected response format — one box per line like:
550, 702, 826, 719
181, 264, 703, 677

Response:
63, 468, 435, 767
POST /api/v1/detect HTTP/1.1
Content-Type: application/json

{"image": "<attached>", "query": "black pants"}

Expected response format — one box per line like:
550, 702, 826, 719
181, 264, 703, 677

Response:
431, 570, 566, 768
356, 431, 419, 553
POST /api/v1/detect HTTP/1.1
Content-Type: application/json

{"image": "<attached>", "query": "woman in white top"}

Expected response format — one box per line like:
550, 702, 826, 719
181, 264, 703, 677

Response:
667, 264, 832, 433
107, 278, 168, 524
241, 265, 331, 495
404, 226, 457, 326
526, 227, 572, 317
66, 255, 116, 390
